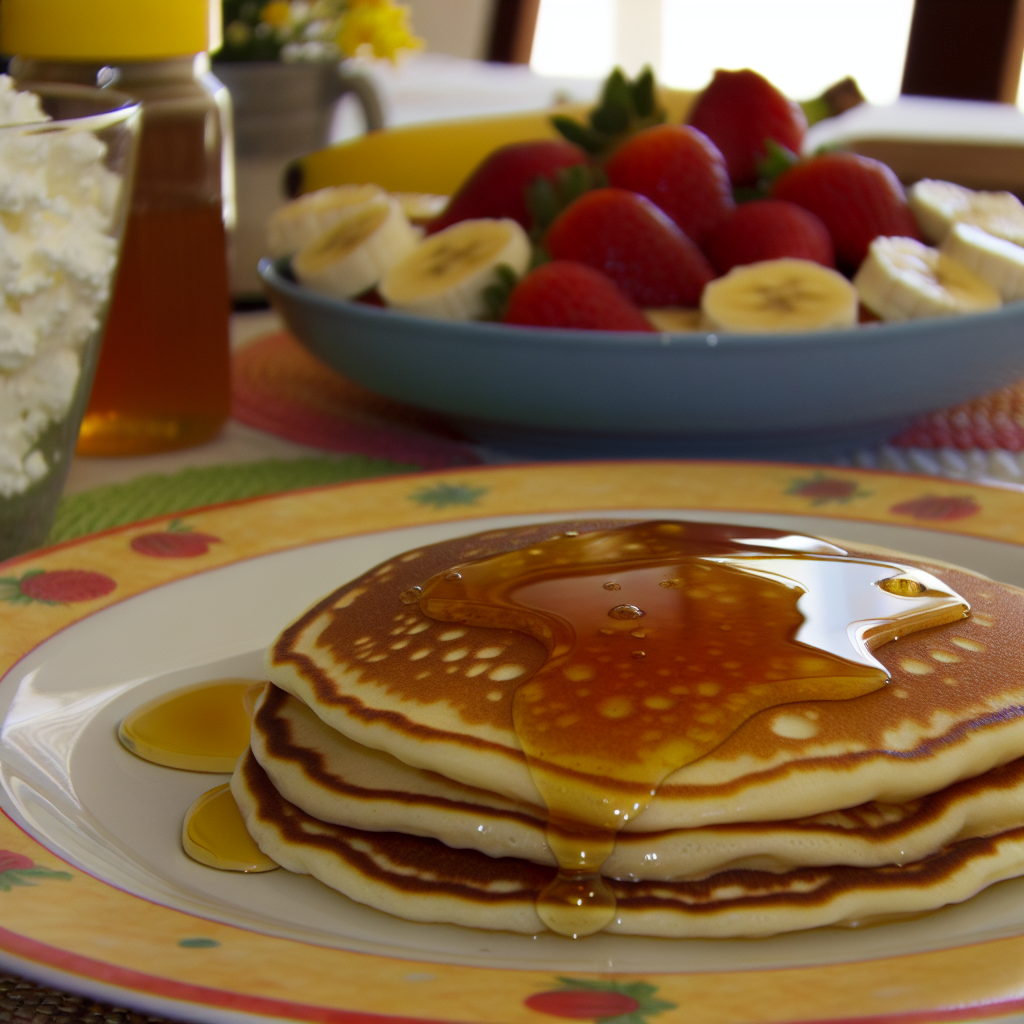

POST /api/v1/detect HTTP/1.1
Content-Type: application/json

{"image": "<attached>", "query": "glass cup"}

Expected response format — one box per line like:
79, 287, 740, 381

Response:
0, 83, 140, 561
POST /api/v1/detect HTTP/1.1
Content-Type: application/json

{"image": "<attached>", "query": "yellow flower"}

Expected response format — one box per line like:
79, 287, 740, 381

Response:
260, 1, 293, 28
336, 1, 422, 61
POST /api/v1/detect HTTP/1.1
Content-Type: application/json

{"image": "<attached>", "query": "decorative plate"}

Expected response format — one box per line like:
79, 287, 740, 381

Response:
2, 461, 1023, 1024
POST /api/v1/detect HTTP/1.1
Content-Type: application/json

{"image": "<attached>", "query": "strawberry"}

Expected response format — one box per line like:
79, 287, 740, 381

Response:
544, 188, 714, 307
771, 152, 921, 270
688, 69, 807, 187
130, 519, 221, 558
605, 124, 734, 245
429, 141, 589, 234
3, 569, 117, 604
703, 199, 834, 274
0, 852, 34, 873
504, 261, 653, 331
524, 990, 641, 1019
889, 495, 980, 521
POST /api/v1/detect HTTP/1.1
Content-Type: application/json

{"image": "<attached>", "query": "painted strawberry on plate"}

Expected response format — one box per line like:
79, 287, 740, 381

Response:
786, 472, 869, 506
130, 519, 222, 558
0, 850, 72, 891
525, 978, 675, 1024
890, 495, 981, 521
0, 569, 117, 605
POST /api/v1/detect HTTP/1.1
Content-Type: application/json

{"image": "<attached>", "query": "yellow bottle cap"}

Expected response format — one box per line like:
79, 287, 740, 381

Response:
0, 0, 222, 61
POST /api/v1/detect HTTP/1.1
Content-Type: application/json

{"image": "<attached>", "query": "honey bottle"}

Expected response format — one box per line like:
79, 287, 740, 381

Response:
2, 0, 234, 455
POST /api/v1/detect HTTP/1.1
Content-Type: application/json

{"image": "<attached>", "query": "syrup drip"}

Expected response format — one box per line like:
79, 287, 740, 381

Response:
118, 679, 266, 772
412, 521, 969, 937
181, 783, 278, 872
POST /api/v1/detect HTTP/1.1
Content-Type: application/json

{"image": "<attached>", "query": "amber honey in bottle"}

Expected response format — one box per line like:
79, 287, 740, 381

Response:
5, 0, 234, 455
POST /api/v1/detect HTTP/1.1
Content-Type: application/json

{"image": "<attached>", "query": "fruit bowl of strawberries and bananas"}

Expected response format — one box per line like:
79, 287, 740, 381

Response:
259, 67, 1024, 458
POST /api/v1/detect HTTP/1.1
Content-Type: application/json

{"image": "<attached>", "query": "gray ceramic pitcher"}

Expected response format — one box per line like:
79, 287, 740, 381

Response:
214, 60, 384, 299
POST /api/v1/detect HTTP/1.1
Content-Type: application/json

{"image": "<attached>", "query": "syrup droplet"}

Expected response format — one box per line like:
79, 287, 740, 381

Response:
118, 679, 264, 772
399, 586, 423, 604
537, 825, 616, 937
564, 531, 579, 537
659, 579, 682, 588
444, 572, 463, 581
879, 576, 927, 597
181, 784, 279, 873
608, 604, 644, 620
602, 582, 621, 591
630, 631, 646, 639
631, 651, 646, 659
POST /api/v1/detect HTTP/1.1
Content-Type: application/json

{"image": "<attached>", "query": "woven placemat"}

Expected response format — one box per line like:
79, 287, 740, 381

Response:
0, 973, 174, 1024
47, 454, 417, 545
231, 332, 480, 469
891, 378, 1024, 451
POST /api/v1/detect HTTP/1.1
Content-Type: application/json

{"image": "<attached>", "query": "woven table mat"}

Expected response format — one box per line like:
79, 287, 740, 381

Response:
0, 973, 173, 1024
842, 377, 1024, 487
232, 330, 1024, 487
47, 454, 417, 546
230, 332, 480, 469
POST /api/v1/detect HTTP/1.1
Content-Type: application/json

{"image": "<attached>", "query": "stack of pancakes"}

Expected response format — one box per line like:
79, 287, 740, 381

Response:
232, 520, 1024, 937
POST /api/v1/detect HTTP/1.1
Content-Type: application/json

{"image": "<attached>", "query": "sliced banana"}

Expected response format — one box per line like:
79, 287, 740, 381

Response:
700, 258, 858, 333
644, 307, 702, 332
292, 196, 420, 299
390, 192, 448, 225
380, 218, 531, 321
908, 179, 1024, 247
940, 222, 1024, 304
267, 183, 385, 258
854, 236, 1001, 321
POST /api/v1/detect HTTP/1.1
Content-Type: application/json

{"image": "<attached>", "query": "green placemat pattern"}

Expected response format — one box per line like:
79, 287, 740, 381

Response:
49, 455, 417, 545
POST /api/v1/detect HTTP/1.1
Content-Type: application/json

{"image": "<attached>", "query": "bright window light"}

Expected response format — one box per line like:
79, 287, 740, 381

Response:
530, 0, 616, 79
661, 0, 915, 103
532, 0, 916, 105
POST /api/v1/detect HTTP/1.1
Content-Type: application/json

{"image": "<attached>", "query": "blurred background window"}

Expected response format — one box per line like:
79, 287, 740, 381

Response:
530, 0, 917, 102
406, 0, 1024, 108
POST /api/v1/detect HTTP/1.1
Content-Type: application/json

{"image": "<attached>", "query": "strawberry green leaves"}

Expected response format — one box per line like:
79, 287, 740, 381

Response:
527, 163, 609, 243
552, 67, 665, 158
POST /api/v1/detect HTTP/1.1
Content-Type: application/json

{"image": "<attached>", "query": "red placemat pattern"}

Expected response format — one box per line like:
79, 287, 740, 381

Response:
234, 330, 1024, 460
891, 379, 1024, 451
231, 332, 481, 469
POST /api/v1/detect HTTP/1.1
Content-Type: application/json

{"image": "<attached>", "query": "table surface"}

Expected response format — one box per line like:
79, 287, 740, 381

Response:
63, 311, 1024, 500
62, 312, 329, 497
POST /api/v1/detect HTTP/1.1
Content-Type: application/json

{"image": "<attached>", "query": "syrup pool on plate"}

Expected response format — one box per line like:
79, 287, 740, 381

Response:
118, 678, 265, 772
118, 679, 278, 872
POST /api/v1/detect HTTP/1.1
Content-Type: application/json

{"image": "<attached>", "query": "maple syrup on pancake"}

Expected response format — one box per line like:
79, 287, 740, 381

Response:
411, 521, 969, 937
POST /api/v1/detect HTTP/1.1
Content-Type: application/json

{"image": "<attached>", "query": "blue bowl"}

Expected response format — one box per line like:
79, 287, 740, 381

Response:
260, 258, 1024, 460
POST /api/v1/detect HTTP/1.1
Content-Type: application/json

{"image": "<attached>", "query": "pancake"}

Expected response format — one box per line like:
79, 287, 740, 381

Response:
265, 520, 1024, 830
232, 748, 1024, 938
251, 684, 1024, 880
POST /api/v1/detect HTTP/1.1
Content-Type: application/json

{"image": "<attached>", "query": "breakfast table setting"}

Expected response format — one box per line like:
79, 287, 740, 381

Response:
4, 1, 1024, 1023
